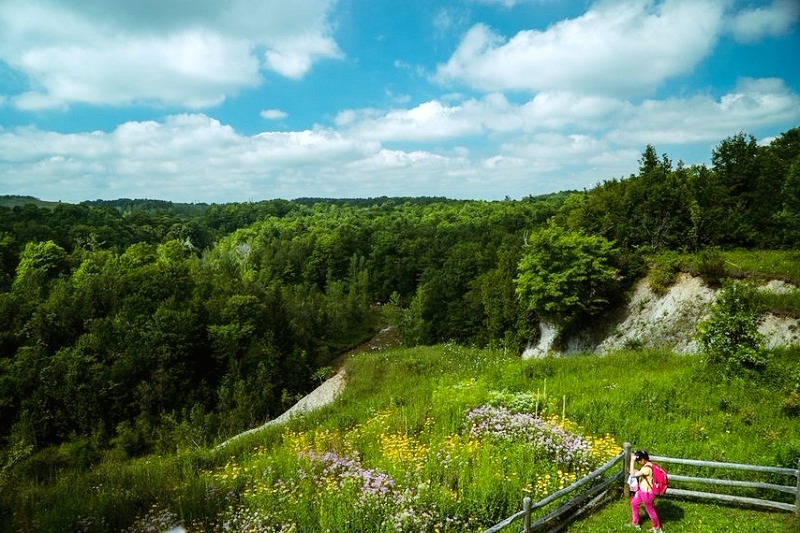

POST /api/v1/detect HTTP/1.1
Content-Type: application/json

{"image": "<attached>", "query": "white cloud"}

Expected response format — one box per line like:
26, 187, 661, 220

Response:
340, 100, 485, 142
261, 109, 288, 120
728, 0, 800, 43
470, 0, 539, 7
436, 0, 725, 96
0, 114, 379, 201
609, 77, 800, 144
335, 92, 627, 143
1, 76, 798, 203
0, 0, 341, 109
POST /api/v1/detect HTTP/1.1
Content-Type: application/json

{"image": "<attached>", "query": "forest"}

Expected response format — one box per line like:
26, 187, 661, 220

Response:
0, 128, 798, 465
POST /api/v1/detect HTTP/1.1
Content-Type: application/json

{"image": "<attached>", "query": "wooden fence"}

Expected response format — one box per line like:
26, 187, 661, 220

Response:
483, 441, 800, 533
483, 452, 625, 533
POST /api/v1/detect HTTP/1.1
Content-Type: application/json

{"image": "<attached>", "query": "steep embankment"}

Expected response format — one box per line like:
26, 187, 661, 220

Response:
526, 273, 800, 358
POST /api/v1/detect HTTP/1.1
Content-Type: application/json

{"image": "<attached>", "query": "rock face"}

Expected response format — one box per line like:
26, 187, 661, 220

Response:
597, 273, 716, 354
524, 273, 800, 358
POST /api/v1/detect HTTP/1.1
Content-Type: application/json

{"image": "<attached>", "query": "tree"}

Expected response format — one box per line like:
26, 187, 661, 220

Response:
11, 240, 70, 301
467, 239, 527, 350
774, 158, 800, 246
711, 132, 761, 244
515, 225, 620, 332
686, 164, 729, 248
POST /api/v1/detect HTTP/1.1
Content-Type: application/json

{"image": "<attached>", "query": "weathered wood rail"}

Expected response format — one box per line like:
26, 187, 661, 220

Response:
484, 441, 800, 533
483, 452, 625, 533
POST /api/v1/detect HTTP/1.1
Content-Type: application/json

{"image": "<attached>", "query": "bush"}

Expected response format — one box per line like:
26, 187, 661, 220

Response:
648, 251, 681, 294
691, 248, 728, 286
697, 280, 767, 374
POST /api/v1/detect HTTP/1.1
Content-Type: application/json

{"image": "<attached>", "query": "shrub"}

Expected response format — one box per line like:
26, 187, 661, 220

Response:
648, 251, 681, 295
691, 248, 728, 286
697, 280, 767, 374
783, 391, 800, 418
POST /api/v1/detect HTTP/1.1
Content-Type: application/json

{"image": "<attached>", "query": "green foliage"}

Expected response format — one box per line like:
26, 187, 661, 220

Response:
515, 225, 620, 328
11, 240, 70, 299
647, 251, 682, 294
689, 247, 729, 285
697, 280, 768, 373
784, 390, 800, 418
562, 128, 800, 250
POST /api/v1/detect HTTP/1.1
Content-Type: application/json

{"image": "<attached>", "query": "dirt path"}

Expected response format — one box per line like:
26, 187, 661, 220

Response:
328, 326, 401, 369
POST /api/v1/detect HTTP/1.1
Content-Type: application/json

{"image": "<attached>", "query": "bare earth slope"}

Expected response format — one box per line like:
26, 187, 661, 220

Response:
528, 273, 800, 357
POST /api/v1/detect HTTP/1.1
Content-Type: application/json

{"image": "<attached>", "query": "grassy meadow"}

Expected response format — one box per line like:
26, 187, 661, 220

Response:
3, 341, 799, 532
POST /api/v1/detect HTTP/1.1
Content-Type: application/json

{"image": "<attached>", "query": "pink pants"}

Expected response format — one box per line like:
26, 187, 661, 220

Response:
631, 490, 661, 528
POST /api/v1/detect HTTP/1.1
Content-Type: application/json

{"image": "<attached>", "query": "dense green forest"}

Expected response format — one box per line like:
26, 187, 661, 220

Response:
0, 127, 798, 467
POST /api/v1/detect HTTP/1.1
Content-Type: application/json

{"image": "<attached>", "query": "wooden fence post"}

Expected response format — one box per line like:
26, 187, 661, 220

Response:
795, 458, 800, 514
523, 496, 532, 533
623, 442, 631, 499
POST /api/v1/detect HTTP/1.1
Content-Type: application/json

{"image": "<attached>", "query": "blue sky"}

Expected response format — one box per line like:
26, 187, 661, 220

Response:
0, 0, 798, 203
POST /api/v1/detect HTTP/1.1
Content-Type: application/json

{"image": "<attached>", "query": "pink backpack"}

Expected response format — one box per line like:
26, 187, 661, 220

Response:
647, 461, 669, 495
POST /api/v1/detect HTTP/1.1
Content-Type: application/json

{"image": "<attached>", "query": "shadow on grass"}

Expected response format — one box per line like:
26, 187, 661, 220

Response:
632, 499, 686, 529
657, 499, 686, 526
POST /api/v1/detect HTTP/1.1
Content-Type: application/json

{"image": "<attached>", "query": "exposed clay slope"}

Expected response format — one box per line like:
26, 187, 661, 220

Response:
526, 273, 800, 358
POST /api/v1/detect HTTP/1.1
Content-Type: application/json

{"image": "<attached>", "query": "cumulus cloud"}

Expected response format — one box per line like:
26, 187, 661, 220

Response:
338, 100, 485, 142
338, 76, 799, 147
436, 0, 725, 96
0, 0, 341, 109
1, 75, 798, 202
0, 114, 378, 201
608, 77, 800, 144
728, 0, 800, 42
335, 92, 627, 143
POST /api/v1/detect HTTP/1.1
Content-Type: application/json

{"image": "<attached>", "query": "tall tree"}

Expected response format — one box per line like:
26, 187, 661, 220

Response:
711, 132, 761, 245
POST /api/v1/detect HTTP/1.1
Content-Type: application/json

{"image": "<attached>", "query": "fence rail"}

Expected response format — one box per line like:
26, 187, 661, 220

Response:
483, 442, 800, 533
645, 448, 800, 514
483, 452, 625, 533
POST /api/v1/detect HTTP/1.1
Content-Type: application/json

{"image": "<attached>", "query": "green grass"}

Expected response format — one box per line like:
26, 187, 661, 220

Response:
2, 344, 799, 531
649, 249, 800, 317
571, 498, 800, 532
649, 248, 800, 285
721, 249, 800, 284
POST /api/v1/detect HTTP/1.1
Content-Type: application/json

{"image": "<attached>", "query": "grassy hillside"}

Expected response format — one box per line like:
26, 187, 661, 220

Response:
3, 343, 798, 531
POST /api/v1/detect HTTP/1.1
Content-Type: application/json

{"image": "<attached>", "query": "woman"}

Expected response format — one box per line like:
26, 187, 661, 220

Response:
629, 449, 663, 532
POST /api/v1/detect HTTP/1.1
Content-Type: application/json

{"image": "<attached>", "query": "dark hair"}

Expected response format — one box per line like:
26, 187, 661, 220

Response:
634, 449, 650, 461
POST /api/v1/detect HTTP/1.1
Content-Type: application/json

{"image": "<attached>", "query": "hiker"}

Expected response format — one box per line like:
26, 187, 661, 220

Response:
628, 449, 663, 532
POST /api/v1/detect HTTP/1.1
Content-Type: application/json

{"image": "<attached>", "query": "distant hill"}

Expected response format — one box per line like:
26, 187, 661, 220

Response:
0, 196, 211, 217
0, 195, 64, 209
82, 198, 210, 217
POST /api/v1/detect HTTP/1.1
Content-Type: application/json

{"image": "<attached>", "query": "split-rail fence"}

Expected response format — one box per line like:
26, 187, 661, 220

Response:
484, 441, 800, 533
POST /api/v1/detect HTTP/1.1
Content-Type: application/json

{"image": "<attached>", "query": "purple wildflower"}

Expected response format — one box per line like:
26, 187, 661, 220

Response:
466, 405, 592, 470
